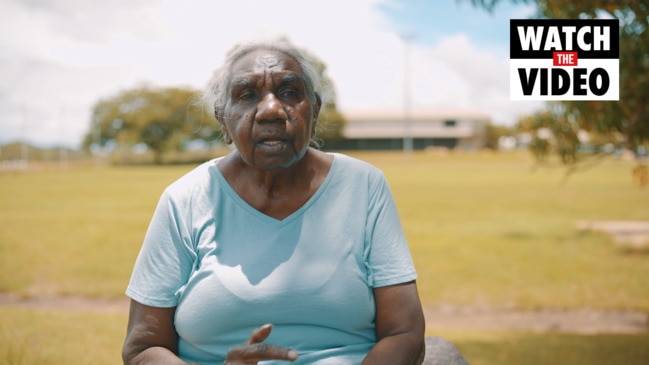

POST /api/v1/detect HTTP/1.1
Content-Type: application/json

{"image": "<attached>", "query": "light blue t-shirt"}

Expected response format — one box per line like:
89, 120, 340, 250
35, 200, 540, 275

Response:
126, 153, 417, 364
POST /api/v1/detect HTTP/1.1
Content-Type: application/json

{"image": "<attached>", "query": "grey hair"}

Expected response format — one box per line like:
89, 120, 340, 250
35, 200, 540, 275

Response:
203, 38, 323, 122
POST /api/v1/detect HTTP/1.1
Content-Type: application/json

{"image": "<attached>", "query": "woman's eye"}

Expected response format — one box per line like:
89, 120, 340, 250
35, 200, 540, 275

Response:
239, 91, 256, 101
280, 89, 299, 99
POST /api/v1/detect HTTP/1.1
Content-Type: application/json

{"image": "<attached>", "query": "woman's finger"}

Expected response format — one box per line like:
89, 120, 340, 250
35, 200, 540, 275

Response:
226, 342, 298, 363
246, 324, 273, 345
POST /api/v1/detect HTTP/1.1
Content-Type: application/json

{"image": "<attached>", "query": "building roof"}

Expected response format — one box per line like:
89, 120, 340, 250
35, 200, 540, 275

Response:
340, 109, 491, 139
342, 108, 491, 121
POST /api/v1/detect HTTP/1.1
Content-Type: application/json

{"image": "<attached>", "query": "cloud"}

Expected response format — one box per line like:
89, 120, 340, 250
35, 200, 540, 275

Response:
13, 0, 168, 44
0, 0, 542, 148
380, 33, 543, 124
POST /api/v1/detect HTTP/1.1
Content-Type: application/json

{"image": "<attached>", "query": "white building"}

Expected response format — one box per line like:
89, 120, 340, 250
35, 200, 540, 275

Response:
325, 109, 491, 150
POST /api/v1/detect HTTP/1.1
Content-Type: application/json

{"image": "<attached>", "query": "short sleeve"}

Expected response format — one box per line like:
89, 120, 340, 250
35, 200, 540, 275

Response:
125, 190, 197, 307
364, 172, 417, 288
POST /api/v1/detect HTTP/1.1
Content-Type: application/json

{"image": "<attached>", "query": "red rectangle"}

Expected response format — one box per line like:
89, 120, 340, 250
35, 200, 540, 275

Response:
553, 51, 578, 66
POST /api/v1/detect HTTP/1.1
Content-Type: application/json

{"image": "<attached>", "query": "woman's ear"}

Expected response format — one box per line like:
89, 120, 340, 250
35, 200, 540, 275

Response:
220, 125, 233, 145
313, 94, 322, 120
215, 108, 233, 145
311, 94, 322, 138
221, 128, 232, 145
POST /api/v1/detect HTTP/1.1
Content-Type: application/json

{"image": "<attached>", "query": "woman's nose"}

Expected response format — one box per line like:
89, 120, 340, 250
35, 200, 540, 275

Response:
255, 93, 288, 123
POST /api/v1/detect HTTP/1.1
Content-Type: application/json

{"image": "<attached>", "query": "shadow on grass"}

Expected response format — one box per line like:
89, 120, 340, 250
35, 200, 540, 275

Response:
617, 246, 649, 256
451, 332, 649, 365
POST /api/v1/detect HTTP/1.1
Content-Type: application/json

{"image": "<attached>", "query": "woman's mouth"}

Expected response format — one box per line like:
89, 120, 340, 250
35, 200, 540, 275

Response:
257, 138, 289, 153
260, 139, 285, 146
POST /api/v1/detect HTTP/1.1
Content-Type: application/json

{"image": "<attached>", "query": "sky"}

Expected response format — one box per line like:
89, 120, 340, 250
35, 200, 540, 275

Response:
0, 0, 544, 148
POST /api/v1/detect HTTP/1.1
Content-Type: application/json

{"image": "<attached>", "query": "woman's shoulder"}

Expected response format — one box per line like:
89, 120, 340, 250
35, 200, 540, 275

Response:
329, 152, 385, 178
163, 157, 222, 197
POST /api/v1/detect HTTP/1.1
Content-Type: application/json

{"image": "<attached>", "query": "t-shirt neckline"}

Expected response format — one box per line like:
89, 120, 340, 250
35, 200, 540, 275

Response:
211, 154, 338, 225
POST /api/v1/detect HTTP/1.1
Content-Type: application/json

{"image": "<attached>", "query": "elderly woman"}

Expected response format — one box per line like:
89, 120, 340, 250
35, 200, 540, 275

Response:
122, 39, 430, 365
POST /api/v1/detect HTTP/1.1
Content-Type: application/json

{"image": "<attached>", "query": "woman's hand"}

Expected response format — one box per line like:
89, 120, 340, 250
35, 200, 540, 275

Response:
224, 324, 298, 364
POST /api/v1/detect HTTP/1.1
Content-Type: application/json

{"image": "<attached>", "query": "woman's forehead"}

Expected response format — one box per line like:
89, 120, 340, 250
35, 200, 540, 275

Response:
230, 49, 303, 76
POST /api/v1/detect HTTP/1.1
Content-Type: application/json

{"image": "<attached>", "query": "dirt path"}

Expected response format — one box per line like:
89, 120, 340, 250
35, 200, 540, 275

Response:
0, 293, 129, 314
423, 305, 649, 334
1, 293, 647, 334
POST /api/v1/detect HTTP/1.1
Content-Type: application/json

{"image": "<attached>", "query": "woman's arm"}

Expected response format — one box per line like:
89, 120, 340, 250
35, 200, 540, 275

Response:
122, 300, 193, 365
362, 281, 426, 365
122, 300, 297, 365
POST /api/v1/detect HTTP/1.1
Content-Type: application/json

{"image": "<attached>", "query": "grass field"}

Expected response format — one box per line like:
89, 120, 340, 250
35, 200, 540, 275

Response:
1, 307, 648, 365
1, 150, 648, 364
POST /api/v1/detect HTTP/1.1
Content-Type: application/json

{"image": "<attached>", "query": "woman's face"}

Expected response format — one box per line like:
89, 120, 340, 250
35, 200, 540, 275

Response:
220, 49, 319, 171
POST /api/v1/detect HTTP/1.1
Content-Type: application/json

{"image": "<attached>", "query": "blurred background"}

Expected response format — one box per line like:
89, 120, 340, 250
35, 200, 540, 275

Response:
1, 0, 648, 364
0, 0, 540, 150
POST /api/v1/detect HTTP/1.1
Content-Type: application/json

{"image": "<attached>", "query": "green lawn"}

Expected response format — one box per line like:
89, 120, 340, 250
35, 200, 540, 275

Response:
1, 308, 648, 365
442, 329, 649, 365
1, 151, 647, 308
0, 307, 126, 365
1, 150, 648, 364
0, 164, 194, 297
358, 151, 649, 310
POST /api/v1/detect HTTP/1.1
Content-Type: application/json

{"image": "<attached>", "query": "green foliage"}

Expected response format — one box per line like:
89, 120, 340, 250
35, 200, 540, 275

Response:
470, 0, 649, 172
84, 86, 216, 164
266, 37, 347, 142
483, 123, 515, 150
536, 0, 649, 161
317, 103, 346, 144
84, 40, 346, 162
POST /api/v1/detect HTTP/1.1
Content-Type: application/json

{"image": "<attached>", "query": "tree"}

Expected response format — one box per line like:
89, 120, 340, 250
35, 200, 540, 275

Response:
293, 42, 347, 147
469, 0, 649, 181
83, 86, 216, 164
317, 103, 346, 146
483, 123, 515, 150
85, 41, 345, 163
